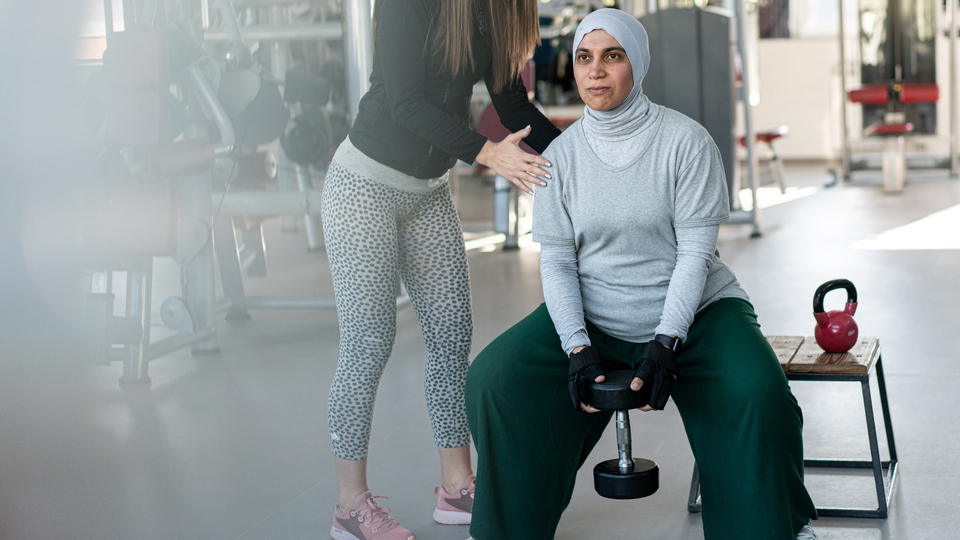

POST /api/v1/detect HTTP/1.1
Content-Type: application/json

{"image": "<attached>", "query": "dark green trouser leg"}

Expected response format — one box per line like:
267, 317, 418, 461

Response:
672, 298, 816, 539
465, 304, 614, 540
466, 299, 816, 539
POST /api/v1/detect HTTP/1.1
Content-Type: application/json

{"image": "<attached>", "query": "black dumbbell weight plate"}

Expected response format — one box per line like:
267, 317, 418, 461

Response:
585, 370, 651, 411
594, 458, 659, 499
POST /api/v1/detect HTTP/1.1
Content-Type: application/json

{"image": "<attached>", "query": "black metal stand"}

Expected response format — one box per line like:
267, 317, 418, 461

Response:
688, 356, 898, 519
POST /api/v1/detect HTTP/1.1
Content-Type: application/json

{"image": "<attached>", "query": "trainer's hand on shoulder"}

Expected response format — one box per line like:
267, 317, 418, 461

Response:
568, 345, 605, 413
475, 126, 552, 195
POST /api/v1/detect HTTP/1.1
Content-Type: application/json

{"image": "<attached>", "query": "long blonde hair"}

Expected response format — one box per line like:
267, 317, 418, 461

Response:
430, 0, 540, 93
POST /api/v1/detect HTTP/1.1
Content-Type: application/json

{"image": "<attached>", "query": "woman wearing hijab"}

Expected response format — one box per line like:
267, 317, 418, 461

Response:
464, 9, 819, 540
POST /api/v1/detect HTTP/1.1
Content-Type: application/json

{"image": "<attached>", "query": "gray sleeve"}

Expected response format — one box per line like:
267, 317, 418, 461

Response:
531, 147, 574, 245
675, 142, 730, 228
540, 243, 591, 355
654, 224, 719, 341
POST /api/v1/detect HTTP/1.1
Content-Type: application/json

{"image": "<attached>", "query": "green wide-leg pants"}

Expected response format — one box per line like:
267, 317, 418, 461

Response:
465, 298, 816, 540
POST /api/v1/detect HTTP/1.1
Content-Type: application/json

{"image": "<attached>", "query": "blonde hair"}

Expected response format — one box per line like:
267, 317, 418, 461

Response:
431, 0, 540, 93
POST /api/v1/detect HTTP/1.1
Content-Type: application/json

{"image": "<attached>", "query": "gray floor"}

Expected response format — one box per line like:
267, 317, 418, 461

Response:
2, 163, 959, 540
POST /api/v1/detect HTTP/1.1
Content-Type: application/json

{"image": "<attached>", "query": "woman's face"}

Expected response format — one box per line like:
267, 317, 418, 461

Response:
573, 29, 634, 112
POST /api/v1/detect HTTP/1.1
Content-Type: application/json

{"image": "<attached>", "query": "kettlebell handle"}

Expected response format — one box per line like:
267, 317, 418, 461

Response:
813, 279, 858, 314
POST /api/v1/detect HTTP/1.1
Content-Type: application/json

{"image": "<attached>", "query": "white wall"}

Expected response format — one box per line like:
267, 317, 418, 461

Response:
751, 37, 848, 160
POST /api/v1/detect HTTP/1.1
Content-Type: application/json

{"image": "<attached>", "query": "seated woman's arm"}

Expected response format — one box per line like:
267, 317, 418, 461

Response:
540, 242, 591, 355
655, 225, 720, 341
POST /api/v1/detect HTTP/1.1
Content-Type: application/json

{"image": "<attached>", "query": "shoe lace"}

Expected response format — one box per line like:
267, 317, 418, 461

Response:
357, 495, 394, 530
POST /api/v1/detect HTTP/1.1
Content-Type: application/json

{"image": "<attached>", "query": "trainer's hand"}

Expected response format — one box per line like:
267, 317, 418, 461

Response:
475, 126, 552, 194
568, 345, 605, 413
631, 337, 680, 411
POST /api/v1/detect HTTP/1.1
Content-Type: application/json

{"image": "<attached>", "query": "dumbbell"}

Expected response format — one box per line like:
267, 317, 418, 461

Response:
585, 370, 659, 500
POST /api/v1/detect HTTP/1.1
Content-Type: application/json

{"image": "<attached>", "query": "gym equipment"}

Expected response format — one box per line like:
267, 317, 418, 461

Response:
281, 106, 333, 168
836, 0, 959, 184
813, 279, 859, 353
217, 69, 289, 148
585, 370, 659, 500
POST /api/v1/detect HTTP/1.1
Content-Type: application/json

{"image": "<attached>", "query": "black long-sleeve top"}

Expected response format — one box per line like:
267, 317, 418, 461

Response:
348, 0, 562, 179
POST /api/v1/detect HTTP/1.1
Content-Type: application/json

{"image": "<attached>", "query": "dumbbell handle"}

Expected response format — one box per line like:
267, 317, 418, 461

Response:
616, 410, 634, 472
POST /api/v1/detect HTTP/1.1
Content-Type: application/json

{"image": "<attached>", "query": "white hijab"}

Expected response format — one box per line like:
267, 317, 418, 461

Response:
574, 9, 658, 167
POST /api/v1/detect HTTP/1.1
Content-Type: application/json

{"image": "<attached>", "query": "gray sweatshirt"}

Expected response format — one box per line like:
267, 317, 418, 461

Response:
532, 105, 749, 354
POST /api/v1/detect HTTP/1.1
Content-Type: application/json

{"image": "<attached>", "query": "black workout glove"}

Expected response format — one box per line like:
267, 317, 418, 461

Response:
633, 337, 681, 410
568, 346, 605, 410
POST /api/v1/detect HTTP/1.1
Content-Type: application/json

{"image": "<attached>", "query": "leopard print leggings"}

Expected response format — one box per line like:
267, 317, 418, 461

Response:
321, 160, 473, 460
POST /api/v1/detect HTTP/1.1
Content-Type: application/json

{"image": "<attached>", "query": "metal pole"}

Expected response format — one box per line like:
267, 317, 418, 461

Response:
735, 0, 761, 236
296, 164, 325, 250
86, 270, 113, 365
216, 0, 245, 43
861, 380, 888, 517
951, 0, 958, 176
186, 63, 235, 153
121, 269, 152, 385
180, 125, 220, 355
269, 6, 299, 232
201, 0, 210, 30
122, 0, 137, 29
839, 0, 851, 178
102, 0, 114, 40
211, 190, 323, 215
202, 24, 342, 42
343, 0, 373, 122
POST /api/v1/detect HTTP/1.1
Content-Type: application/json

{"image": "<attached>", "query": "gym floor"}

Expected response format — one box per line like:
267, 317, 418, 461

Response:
2, 162, 959, 540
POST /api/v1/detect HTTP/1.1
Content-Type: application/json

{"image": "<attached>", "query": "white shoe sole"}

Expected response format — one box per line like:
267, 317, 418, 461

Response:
331, 525, 362, 540
433, 507, 471, 525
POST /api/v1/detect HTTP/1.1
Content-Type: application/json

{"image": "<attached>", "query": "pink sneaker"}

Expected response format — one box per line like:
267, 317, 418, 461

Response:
433, 474, 475, 525
330, 491, 416, 540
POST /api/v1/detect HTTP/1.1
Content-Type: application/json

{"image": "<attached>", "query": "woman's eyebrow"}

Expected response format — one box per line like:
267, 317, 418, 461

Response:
575, 46, 627, 55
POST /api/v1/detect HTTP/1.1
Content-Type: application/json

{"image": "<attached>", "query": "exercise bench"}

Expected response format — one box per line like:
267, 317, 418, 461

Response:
848, 82, 939, 193
688, 335, 899, 518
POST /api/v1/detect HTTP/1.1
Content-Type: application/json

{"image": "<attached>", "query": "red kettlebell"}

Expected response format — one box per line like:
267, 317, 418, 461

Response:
813, 279, 859, 353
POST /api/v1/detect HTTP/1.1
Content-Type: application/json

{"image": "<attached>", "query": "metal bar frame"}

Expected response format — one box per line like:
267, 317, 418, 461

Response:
839, 0, 851, 179
734, 0, 761, 237
120, 268, 153, 386
217, 294, 411, 311
688, 356, 898, 519
203, 23, 342, 42
951, 0, 959, 176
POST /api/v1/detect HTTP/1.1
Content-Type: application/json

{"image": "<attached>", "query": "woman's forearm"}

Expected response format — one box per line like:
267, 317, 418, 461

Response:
540, 243, 591, 355
655, 225, 719, 341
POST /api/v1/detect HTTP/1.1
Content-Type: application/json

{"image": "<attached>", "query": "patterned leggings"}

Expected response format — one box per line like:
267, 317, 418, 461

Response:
321, 160, 473, 460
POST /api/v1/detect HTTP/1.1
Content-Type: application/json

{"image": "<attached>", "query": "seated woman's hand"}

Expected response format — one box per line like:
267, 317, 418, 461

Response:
475, 126, 552, 195
568, 345, 605, 412
631, 338, 680, 411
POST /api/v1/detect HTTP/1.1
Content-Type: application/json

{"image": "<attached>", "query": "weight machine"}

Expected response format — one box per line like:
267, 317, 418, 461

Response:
80, 0, 383, 386
836, 0, 960, 190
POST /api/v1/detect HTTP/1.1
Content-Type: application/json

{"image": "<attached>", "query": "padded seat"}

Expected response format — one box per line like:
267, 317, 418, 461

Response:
868, 122, 914, 136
